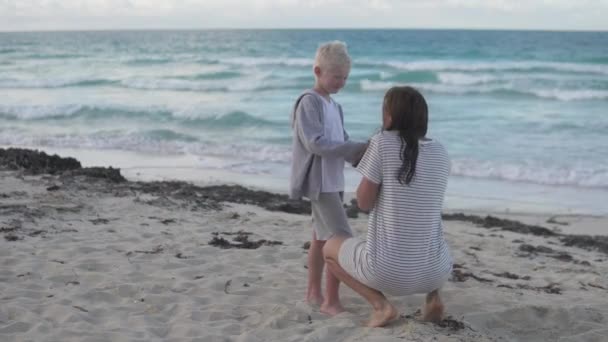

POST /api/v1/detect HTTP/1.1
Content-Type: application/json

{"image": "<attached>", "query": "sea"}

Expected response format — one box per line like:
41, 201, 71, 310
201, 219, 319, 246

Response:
1, 29, 607, 215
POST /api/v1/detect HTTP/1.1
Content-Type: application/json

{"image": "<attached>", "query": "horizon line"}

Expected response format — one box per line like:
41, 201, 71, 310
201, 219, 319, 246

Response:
1, 27, 607, 34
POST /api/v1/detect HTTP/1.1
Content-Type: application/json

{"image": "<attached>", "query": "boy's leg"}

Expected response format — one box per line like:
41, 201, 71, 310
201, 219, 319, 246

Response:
323, 236, 398, 327
307, 231, 325, 305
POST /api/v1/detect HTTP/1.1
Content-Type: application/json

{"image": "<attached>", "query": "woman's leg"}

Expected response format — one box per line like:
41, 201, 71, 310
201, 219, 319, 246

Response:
323, 236, 398, 327
422, 289, 444, 322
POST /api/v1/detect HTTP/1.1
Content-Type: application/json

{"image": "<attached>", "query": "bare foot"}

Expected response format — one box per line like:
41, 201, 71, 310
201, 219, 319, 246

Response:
320, 302, 346, 316
366, 301, 398, 327
422, 291, 444, 323
306, 293, 324, 306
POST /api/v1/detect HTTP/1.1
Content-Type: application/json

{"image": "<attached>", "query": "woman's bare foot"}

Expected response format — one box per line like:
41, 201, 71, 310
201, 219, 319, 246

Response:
366, 301, 398, 327
422, 290, 444, 323
320, 302, 346, 316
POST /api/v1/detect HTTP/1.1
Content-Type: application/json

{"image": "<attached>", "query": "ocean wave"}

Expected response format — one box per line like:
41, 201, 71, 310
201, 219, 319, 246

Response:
124, 57, 173, 65
0, 104, 280, 128
184, 71, 244, 80
120, 78, 230, 92
359, 80, 608, 101
357, 60, 608, 75
223, 57, 312, 67
450, 159, 608, 188
0, 134, 292, 164
0, 77, 118, 88
23, 53, 86, 60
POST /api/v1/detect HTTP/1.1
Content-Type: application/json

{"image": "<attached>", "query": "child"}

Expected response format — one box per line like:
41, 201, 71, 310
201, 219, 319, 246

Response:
289, 41, 367, 315
322, 86, 453, 327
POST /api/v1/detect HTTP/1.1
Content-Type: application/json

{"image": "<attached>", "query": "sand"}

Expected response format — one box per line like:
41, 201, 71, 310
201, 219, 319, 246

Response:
1, 149, 608, 342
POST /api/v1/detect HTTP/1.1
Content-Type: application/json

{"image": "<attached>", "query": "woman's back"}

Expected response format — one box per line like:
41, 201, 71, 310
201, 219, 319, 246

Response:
358, 131, 452, 296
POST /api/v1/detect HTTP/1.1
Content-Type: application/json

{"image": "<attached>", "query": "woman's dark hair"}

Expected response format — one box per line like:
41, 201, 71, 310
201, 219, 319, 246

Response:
383, 86, 428, 185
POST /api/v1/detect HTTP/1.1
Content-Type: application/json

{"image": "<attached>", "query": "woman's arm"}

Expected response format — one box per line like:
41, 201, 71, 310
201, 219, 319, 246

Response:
356, 176, 380, 211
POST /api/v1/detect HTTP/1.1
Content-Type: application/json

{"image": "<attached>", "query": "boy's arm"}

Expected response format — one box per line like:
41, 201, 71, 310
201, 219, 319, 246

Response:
295, 96, 365, 159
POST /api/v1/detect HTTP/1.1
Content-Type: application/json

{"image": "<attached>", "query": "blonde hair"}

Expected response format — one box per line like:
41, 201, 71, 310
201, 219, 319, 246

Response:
313, 40, 351, 71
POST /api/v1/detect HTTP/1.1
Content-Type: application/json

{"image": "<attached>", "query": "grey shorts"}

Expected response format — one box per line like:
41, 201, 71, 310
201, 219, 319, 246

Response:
311, 192, 353, 241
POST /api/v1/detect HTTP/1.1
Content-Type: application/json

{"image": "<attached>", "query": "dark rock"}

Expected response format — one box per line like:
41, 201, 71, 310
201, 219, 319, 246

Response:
0, 148, 81, 174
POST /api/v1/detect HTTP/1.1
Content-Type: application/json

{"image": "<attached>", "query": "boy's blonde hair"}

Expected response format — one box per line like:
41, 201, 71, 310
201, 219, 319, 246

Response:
314, 40, 351, 71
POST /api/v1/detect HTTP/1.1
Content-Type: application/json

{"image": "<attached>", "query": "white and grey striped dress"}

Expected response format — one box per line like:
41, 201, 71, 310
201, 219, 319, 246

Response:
339, 131, 453, 296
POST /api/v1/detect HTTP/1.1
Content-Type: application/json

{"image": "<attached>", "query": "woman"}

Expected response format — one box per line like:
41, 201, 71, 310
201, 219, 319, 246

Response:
323, 86, 453, 327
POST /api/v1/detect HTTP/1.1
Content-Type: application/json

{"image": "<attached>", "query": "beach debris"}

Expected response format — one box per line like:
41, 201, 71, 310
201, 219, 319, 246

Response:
498, 283, 561, 294
4, 235, 20, 241
451, 269, 493, 283
160, 218, 176, 225
547, 216, 569, 226
209, 231, 283, 249
442, 213, 557, 237
302, 241, 311, 250
46, 185, 60, 191
90, 218, 109, 225
444, 213, 608, 256
224, 279, 232, 294
560, 235, 608, 255
126, 245, 164, 256
587, 282, 607, 290
175, 252, 189, 259
489, 271, 531, 281
403, 310, 467, 331
517, 244, 590, 264
437, 317, 466, 331
73, 306, 89, 313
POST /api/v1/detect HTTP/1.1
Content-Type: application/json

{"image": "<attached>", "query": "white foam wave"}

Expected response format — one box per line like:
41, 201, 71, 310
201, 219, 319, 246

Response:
0, 104, 85, 119
373, 60, 608, 75
451, 159, 608, 188
437, 72, 604, 85
0, 76, 111, 88
359, 79, 608, 101
530, 89, 608, 101
120, 78, 228, 92
223, 57, 311, 67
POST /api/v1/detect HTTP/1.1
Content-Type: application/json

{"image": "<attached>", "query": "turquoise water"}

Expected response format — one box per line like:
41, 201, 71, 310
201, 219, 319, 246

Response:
1, 30, 607, 213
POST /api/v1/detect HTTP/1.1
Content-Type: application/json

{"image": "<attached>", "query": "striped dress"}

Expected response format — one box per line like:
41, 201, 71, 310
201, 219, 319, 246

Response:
339, 131, 452, 296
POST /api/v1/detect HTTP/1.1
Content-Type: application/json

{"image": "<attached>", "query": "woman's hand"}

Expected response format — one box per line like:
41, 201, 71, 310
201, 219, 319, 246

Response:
356, 176, 380, 211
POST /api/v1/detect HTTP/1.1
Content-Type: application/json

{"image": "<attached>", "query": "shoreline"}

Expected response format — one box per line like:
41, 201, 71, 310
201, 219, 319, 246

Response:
3, 144, 607, 217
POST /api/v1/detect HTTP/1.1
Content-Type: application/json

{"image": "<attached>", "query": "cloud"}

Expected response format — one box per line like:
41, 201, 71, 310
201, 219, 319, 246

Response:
1, 0, 607, 31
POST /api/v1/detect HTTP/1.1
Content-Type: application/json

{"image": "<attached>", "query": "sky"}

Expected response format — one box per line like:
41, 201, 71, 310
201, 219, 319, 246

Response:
1, 0, 607, 32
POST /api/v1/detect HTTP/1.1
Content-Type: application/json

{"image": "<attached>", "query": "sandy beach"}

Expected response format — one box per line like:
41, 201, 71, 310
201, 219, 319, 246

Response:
1, 148, 608, 342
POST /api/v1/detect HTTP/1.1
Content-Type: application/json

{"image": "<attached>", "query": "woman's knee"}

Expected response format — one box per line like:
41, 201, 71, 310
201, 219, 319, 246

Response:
323, 236, 347, 262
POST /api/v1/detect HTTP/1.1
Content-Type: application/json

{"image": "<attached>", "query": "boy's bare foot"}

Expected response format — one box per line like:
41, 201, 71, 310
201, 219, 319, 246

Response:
306, 294, 324, 306
366, 301, 398, 327
320, 302, 346, 316
422, 290, 444, 323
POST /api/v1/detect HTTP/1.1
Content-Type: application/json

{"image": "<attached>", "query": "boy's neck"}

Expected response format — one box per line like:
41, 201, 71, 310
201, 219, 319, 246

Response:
312, 85, 331, 101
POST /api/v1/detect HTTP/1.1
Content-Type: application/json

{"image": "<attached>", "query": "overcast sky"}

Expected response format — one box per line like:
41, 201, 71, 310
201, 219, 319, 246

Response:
1, 0, 607, 32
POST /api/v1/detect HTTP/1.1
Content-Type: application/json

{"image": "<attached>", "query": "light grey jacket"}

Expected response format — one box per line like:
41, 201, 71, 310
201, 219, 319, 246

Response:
289, 89, 366, 200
